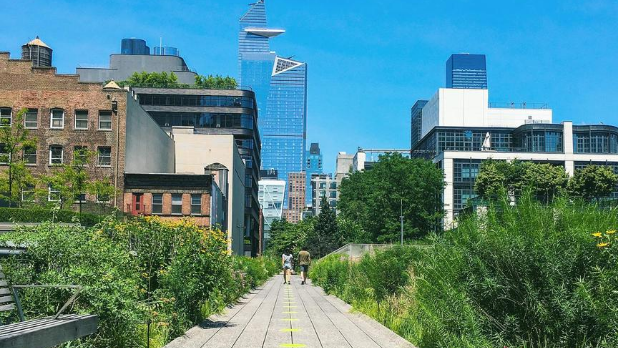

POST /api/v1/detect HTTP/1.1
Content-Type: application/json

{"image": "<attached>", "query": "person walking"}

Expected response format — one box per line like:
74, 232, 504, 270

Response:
298, 246, 311, 285
282, 251, 293, 285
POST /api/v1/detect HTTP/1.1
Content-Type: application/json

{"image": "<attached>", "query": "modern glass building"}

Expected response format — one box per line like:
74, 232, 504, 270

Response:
258, 178, 285, 246
239, 0, 307, 208
410, 100, 428, 149
305, 143, 323, 206
446, 54, 487, 89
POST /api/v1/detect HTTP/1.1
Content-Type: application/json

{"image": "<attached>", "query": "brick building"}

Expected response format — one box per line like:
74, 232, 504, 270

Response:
283, 172, 305, 223
0, 50, 174, 209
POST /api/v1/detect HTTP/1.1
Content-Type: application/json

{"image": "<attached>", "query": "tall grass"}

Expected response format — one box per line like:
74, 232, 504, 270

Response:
312, 197, 618, 347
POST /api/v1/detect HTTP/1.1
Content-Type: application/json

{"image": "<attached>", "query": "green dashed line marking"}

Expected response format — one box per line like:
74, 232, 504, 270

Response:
279, 344, 306, 347
280, 328, 301, 332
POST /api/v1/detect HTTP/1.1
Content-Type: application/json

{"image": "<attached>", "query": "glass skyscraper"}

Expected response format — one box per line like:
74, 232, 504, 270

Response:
239, 0, 307, 208
305, 143, 323, 206
446, 54, 487, 89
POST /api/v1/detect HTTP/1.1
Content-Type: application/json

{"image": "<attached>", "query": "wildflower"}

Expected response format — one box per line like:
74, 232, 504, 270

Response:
607, 230, 616, 235
597, 242, 610, 248
592, 232, 602, 238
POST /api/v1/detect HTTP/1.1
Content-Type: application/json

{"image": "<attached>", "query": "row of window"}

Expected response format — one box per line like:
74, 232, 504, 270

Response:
0, 144, 111, 166
150, 193, 202, 215
138, 94, 255, 109
149, 112, 254, 130
0, 108, 112, 130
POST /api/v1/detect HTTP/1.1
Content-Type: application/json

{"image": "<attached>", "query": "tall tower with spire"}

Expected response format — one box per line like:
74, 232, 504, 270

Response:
239, 0, 307, 208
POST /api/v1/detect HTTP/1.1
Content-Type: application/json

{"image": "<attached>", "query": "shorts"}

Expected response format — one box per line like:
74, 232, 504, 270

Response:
300, 265, 309, 272
283, 265, 292, 270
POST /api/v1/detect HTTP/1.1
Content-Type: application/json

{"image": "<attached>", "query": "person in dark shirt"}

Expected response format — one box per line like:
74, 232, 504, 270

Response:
298, 246, 311, 285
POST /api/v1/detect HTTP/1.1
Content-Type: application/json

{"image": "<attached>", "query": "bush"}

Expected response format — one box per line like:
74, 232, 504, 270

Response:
312, 197, 618, 347
0, 217, 278, 347
0, 207, 106, 226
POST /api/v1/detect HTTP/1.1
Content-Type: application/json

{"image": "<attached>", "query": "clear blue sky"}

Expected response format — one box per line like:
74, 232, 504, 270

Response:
2, 0, 617, 173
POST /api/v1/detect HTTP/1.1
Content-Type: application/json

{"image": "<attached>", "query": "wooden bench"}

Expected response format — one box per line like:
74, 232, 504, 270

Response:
0, 265, 98, 348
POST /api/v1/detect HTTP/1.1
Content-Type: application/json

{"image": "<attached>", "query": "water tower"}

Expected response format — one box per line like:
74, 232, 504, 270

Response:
21, 36, 52, 67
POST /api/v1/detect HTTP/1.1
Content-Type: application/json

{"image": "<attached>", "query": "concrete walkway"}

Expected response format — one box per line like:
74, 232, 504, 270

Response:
165, 275, 415, 348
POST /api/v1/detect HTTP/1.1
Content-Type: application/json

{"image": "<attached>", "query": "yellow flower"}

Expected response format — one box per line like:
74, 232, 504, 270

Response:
597, 242, 610, 248
607, 230, 616, 235
592, 232, 602, 237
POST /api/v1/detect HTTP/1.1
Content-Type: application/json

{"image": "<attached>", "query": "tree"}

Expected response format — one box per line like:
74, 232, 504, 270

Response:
0, 108, 38, 207
117, 71, 180, 88
194, 75, 238, 89
266, 218, 313, 258
338, 153, 444, 242
306, 196, 341, 258
567, 165, 618, 200
475, 160, 568, 202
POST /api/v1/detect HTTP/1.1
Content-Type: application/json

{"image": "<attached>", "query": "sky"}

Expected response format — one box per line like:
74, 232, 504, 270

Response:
2, 0, 618, 173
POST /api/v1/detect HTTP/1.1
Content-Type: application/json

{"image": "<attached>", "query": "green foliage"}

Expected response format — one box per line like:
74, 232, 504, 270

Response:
0, 207, 104, 226
118, 71, 180, 88
266, 218, 314, 258
338, 153, 444, 242
567, 165, 618, 200
306, 196, 341, 258
194, 74, 238, 89
312, 197, 618, 347
0, 107, 38, 207
0, 218, 278, 347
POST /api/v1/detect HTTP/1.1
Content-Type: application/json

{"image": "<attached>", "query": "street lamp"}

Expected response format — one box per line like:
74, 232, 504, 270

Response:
400, 198, 404, 246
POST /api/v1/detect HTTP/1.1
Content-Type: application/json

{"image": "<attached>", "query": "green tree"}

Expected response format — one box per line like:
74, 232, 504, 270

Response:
118, 71, 180, 88
0, 108, 38, 207
266, 218, 312, 258
338, 153, 444, 242
194, 74, 238, 89
306, 196, 341, 258
567, 165, 618, 200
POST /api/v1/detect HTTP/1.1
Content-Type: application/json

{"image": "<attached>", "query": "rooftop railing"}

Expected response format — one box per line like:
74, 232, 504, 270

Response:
489, 102, 550, 109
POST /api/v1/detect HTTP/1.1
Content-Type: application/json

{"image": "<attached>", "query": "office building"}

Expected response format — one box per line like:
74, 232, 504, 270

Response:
283, 172, 305, 223
133, 87, 261, 256
258, 178, 285, 245
311, 173, 338, 215
239, 0, 308, 207
76, 38, 197, 84
413, 56, 618, 226
446, 54, 487, 89
305, 143, 323, 206
411, 100, 428, 149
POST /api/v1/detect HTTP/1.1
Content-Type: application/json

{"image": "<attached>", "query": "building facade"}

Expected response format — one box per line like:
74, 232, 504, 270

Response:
0, 50, 174, 211
258, 178, 285, 245
239, 0, 307, 207
132, 87, 261, 256
76, 38, 197, 84
411, 100, 428, 149
305, 143, 323, 206
283, 172, 305, 223
446, 53, 487, 89
311, 173, 338, 215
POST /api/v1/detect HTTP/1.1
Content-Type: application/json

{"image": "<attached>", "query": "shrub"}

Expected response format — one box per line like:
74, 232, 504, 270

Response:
0, 217, 278, 347
0, 207, 106, 226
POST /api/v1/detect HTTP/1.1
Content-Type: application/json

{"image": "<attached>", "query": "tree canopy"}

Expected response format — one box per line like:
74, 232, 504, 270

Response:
338, 153, 444, 242
567, 165, 618, 200
194, 75, 238, 89
115, 72, 238, 90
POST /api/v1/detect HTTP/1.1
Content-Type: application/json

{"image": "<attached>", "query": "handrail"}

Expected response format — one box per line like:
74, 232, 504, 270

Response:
11, 284, 83, 320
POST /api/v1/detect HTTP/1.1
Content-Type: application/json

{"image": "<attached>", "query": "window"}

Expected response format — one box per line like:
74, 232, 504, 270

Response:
0, 108, 11, 127
75, 110, 88, 129
0, 144, 9, 164
21, 184, 35, 202
97, 193, 110, 203
25, 109, 38, 128
191, 194, 201, 215
97, 146, 111, 166
172, 194, 183, 215
74, 146, 88, 164
50, 109, 64, 128
23, 145, 36, 164
99, 111, 112, 130
48, 185, 61, 202
75, 193, 86, 203
152, 193, 163, 214
49, 145, 63, 164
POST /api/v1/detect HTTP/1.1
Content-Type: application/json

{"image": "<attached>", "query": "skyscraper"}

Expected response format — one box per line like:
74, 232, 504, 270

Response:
239, 0, 307, 208
446, 54, 487, 89
305, 143, 323, 206
411, 100, 428, 150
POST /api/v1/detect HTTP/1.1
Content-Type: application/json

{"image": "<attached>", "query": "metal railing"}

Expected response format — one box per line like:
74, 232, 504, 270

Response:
489, 102, 550, 109
324, 243, 394, 260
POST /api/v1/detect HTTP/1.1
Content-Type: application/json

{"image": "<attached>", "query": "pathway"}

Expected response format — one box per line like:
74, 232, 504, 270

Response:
164, 275, 415, 348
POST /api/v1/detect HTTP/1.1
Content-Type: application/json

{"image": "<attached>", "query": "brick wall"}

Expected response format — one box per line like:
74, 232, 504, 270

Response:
123, 191, 212, 227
